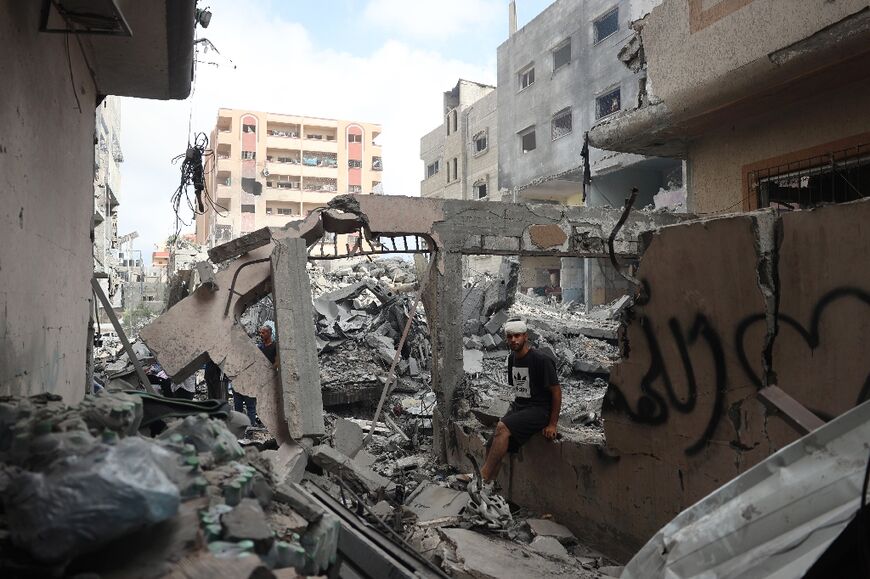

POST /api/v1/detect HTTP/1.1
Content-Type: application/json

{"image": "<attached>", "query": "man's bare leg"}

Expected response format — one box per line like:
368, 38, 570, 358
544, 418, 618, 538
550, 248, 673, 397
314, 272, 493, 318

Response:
481, 421, 511, 481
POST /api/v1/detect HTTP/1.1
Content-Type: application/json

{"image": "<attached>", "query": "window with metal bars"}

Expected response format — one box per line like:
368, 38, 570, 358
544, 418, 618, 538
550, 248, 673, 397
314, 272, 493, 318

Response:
749, 145, 869, 209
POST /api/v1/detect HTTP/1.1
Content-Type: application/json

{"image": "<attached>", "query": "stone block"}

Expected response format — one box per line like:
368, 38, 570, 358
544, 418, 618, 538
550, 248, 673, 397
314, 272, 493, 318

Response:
309, 445, 391, 496
527, 518, 577, 545
263, 442, 308, 486
483, 310, 510, 335
482, 235, 521, 252
333, 418, 364, 459
404, 484, 468, 523
463, 349, 484, 374
529, 535, 568, 558
221, 498, 274, 554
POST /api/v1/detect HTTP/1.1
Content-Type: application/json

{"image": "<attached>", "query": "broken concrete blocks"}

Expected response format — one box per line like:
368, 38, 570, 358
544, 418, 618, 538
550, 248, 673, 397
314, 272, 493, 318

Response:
527, 518, 577, 545
309, 445, 391, 496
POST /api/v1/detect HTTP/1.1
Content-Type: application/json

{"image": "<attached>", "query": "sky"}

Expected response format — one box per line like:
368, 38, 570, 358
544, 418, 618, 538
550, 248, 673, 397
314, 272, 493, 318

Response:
119, 0, 553, 264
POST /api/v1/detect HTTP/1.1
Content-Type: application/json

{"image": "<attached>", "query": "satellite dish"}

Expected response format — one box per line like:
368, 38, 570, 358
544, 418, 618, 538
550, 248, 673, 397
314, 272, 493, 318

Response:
262, 168, 270, 177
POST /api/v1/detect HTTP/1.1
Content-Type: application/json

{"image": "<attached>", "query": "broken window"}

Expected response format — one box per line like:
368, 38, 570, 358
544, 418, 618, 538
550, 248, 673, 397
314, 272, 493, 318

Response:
426, 160, 440, 178
552, 108, 572, 140
473, 180, 488, 199
473, 131, 488, 154
241, 151, 256, 160
519, 65, 535, 90
243, 123, 256, 134
519, 126, 536, 154
349, 185, 362, 193
751, 145, 870, 209
241, 204, 255, 213
372, 157, 383, 171
553, 40, 571, 72
594, 8, 619, 43
596, 88, 621, 119
349, 159, 362, 168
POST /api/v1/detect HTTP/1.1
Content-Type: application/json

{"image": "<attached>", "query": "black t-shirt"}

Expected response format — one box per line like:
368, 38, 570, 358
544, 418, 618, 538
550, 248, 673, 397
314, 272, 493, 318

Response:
507, 348, 558, 408
260, 341, 277, 364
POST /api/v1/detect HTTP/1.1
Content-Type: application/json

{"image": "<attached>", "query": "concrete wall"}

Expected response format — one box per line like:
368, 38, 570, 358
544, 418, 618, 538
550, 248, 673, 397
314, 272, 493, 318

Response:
640, 0, 869, 112
689, 76, 870, 213
449, 199, 870, 561
0, 1, 98, 403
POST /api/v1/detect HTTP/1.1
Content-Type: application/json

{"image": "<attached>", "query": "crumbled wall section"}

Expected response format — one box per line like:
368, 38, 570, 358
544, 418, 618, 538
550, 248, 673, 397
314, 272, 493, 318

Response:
447, 199, 869, 561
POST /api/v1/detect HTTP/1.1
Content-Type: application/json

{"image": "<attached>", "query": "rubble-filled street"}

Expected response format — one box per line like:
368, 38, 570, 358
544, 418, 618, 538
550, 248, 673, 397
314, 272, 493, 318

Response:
4, 0, 870, 577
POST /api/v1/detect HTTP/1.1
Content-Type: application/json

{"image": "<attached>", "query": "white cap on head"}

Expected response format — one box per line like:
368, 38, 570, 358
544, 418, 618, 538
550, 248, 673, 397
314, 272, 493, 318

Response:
503, 319, 527, 335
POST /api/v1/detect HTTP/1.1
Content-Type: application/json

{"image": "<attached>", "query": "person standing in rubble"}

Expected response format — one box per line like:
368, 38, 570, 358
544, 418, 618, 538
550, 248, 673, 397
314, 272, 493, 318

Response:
233, 324, 278, 426
479, 319, 562, 484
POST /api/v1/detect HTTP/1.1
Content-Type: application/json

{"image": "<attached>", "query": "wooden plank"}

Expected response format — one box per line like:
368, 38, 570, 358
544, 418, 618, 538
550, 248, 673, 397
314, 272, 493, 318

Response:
758, 385, 825, 435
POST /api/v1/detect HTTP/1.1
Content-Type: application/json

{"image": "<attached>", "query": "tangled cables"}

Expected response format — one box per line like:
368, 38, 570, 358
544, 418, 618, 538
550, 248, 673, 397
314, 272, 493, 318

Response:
170, 133, 225, 237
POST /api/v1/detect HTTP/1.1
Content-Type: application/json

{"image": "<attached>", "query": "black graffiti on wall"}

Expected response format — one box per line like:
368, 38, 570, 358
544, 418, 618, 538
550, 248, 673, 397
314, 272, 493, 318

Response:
607, 285, 870, 456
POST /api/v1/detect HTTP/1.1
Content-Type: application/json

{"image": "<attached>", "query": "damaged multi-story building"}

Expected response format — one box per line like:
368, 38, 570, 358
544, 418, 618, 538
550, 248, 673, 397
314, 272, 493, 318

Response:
497, 0, 684, 306
92, 96, 124, 312
588, 0, 870, 213
196, 108, 384, 251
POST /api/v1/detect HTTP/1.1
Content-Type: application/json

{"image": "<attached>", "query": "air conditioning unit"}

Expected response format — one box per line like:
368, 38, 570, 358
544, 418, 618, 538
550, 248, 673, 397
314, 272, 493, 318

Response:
262, 167, 270, 177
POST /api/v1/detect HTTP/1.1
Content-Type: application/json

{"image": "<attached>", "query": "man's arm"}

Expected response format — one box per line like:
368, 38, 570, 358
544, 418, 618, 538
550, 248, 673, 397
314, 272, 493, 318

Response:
543, 384, 561, 440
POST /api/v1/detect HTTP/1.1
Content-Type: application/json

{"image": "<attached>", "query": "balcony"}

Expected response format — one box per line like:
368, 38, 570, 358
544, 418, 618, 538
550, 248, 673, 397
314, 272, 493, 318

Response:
217, 130, 233, 145
217, 157, 235, 172
265, 162, 303, 177
266, 134, 303, 150
264, 188, 303, 204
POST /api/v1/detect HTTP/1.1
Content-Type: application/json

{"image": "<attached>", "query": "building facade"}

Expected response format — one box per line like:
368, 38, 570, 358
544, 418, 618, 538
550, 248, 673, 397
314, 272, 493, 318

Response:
420, 79, 500, 203
196, 108, 383, 248
497, 0, 682, 305
93, 96, 124, 308
420, 79, 502, 275
589, 0, 870, 215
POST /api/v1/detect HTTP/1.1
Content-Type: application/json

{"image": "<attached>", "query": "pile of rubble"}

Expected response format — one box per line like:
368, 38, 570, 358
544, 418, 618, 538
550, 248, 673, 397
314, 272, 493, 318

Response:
0, 391, 339, 578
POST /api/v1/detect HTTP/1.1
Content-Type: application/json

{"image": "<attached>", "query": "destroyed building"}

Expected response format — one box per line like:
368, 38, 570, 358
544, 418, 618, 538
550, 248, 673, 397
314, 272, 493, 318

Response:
2, 0, 870, 577
588, 0, 870, 214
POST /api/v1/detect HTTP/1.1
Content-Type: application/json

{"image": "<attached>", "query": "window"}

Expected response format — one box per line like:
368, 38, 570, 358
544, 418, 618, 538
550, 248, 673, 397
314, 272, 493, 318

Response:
552, 108, 572, 140
277, 207, 294, 215
241, 151, 256, 160
265, 207, 273, 215
307, 133, 323, 140
372, 156, 382, 171
519, 65, 535, 90
596, 88, 621, 119
473, 180, 488, 199
347, 134, 362, 143
553, 40, 571, 72
750, 144, 870, 209
243, 124, 256, 134
349, 159, 362, 168
241, 204, 255, 213
594, 8, 619, 43
450, 158, 458, 182
426, 160, 440, 178
446, 109, 458, 135
473, 131, 488, 154
519, 126, 536, 154
266, 181, 274, 188
349, 185, 362, 193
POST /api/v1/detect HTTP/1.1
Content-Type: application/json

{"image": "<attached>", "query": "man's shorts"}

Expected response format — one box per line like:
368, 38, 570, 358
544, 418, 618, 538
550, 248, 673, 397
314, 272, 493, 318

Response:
498, 403, 550, 453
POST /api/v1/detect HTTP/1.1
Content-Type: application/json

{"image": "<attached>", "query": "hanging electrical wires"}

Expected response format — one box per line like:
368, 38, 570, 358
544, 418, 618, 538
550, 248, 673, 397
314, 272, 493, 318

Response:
169, 132, 226, 238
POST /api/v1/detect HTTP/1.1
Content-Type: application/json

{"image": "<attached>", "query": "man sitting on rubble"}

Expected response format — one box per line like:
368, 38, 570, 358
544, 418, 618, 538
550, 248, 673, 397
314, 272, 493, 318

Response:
479, 319, 562, 485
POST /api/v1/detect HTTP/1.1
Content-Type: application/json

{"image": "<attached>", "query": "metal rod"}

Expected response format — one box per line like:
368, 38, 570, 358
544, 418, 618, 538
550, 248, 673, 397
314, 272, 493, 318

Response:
608, 187, 641, 287
223, 257, 271, 316
90, 277, 157, 394
363, 292, 422, 448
